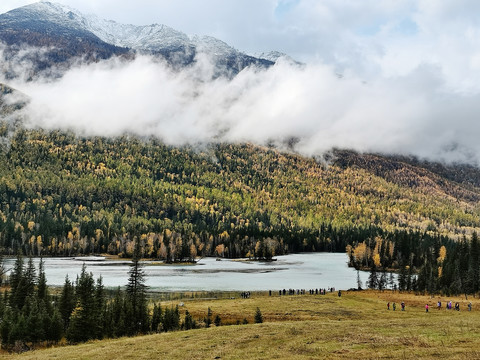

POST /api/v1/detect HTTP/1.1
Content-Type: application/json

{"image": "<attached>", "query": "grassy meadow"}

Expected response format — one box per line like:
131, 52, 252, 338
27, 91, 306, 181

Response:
3, 290, 480, 359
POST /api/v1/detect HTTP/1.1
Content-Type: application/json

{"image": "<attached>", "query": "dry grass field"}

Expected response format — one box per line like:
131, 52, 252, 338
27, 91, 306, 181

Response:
3, 290, 480, 359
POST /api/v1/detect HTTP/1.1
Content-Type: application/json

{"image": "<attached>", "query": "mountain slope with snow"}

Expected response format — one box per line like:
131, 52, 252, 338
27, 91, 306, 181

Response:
0, 1, 273, 76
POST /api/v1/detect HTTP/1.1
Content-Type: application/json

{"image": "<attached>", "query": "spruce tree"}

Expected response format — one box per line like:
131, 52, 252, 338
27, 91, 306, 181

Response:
66, 264, 96, 343
9, 253, 25, 309
125, 239, 149, 335
368, 265, 378, 289
468, 232, 480, 294
0, 307, 13, 345
183, 310, 194, 330
254, 307, 263, 323
94, 276, 106, 339
378, 269, 387, 291
398, 263, 407, 291
37, 258, 48, 301
110, 287, 126, 337
151, 303, 162, 332
47, 309, 64, 344
24, 257, 37, 299
25, 297, 45, 345
204, 307, 212, 328
59, 275, 75, 330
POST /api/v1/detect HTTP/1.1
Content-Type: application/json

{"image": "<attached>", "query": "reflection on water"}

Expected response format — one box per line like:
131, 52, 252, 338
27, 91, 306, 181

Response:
4, 253, 370, 291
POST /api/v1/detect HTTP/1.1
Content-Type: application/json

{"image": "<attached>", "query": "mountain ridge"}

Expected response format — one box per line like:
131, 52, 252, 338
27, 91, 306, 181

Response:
0, 1, 275, 77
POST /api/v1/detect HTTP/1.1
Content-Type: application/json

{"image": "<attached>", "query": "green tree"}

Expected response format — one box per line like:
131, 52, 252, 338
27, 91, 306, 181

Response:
9, 253, 25, 309
368, 264, 378, 289
37, 258, 48, 301
254, 307, 263, 323
59, 275, 76, 329
47, 308, 64, 344
66, 264, 96, 343
93, 276, 106, 339
398, 263, 408, 292
468, 232, 479, 294
125, 240, 149, 335
151, 302, 162, 332
183, 310, 195, 330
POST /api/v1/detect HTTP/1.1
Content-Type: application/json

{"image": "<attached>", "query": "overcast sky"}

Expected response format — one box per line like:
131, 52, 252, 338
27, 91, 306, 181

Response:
1, 0, 480, 89
0, 1, 475, 70
2, 1, 480, 163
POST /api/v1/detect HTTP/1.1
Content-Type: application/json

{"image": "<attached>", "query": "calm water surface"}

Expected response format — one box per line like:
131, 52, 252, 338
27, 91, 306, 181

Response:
5, 253, 370, 291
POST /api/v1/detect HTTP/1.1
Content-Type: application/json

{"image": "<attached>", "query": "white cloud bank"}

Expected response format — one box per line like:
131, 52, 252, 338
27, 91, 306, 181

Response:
2, 0, 480, 163
3, 52, 478, 164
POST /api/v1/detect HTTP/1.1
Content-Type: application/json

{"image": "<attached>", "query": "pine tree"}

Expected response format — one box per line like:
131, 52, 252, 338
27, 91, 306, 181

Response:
368, 265, 378, 289
459, 236, 470, 295
254, 307, 263, 323
378, 268, 387, 291
59, 275, 75, 329
66, 264, 96, 343
37, 258, 48, 301
163, 306, 180, 332
47, 308, 64, 344
183, 310, 195, 330
468, 232, 479, 294
0, 307, 13, 345
93, 276, 106, 339
151, 302, 162, 332
25, 297, 45, 345
9, 253, 25, 309
398, 263, 408, 291
24, 257, 37, 299
204, 307, 212, 328
125, 239, 149, 335
109, 288, 126, 337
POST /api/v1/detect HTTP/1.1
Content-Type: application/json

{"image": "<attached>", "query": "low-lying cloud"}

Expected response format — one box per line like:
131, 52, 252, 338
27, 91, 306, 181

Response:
3, 50, 480, 164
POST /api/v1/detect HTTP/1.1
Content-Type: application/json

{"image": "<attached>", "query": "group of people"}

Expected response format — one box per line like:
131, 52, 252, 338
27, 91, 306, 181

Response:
387, 302, 406, 311
436, 300, 472, 311
275, 288, 334, 296
387, 300, 473, 312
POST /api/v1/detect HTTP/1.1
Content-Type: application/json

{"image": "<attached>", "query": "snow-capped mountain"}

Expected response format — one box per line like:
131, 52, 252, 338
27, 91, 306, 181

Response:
256, 51, 301, 65
0, 1, 273, 77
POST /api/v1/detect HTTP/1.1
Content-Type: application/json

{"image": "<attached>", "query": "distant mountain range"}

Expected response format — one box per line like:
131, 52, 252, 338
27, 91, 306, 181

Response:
0, 1, 288, 78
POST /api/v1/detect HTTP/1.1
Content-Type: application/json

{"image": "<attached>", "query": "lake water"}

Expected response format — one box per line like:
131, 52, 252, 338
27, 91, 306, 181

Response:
4, 253, 371, 292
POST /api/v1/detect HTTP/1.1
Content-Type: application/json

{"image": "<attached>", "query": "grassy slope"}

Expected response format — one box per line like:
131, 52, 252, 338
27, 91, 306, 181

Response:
5, 291, 480, 360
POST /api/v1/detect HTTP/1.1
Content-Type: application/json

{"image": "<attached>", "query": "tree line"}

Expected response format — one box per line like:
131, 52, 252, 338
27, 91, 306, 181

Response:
0, 242, 190, 351
357, 231, 480, 297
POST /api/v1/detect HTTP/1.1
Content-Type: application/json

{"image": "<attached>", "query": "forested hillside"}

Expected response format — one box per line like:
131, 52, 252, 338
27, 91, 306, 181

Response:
0, 123, 479, 269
